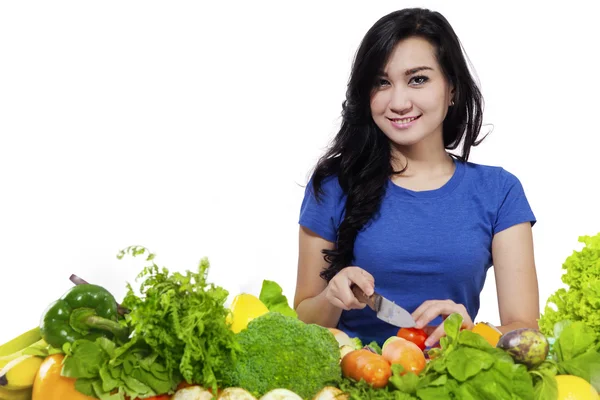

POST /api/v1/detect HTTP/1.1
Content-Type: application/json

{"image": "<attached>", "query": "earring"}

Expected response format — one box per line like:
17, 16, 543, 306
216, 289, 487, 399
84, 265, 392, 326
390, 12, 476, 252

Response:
450, 100, 455, 106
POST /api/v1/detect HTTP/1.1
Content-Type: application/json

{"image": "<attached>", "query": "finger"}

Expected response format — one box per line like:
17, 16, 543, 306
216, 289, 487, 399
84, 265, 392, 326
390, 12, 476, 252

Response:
414, 301, 459, 329
423, 325, 437, 336
424, 324, 446, 348
336, 281, 368, 310
412, 300, 434, 323
345, 267, 375, 296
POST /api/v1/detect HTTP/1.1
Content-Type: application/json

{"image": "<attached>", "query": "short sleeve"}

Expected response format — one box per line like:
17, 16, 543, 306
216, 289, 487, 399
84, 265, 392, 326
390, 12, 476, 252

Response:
298, 176, 345, 243
493, 170, 536, 235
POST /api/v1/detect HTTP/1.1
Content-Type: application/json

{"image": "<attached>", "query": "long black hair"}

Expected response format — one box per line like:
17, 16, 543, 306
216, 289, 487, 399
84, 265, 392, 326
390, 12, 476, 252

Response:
311, 8, 486, 281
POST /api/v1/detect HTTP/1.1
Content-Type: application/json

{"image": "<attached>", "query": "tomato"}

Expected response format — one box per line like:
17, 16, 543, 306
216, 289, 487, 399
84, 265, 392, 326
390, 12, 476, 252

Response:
382, 337, 427, 376
397, 327, 429, 351
32, 354, 97, 400
340, 349, 392, 389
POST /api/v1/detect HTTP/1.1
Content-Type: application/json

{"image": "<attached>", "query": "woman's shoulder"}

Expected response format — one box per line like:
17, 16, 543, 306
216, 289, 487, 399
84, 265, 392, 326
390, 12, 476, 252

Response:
301, 173, 347, 208
305, 173, 344, 195
461, 160, 524, 187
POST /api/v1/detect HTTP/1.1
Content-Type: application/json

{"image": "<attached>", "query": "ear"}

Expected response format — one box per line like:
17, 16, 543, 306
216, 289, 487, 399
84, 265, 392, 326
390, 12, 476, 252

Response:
449, 85, 456, 106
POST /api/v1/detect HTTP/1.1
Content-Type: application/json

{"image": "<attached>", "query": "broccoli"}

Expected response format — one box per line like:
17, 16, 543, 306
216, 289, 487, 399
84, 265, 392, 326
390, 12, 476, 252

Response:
351, 337, 363, 350
224, 312, 342, 399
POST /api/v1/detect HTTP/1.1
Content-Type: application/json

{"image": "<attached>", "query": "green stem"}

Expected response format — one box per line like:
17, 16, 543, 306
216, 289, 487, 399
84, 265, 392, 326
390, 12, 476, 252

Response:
84, 316, 129, 341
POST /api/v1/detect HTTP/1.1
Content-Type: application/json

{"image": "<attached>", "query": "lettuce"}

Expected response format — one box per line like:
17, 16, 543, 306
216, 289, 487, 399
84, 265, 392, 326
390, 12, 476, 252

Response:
550, 320, 600, 392
539, 233, 600, 336
258, 280, 297, 318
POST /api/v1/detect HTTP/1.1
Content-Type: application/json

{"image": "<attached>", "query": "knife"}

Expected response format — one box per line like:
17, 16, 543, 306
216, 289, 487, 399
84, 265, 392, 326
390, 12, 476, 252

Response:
351, 285, 416, 328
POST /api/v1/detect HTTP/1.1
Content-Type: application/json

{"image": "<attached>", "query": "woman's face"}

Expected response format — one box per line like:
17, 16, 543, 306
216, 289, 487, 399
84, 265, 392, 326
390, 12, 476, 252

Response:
370, 36, 454, 149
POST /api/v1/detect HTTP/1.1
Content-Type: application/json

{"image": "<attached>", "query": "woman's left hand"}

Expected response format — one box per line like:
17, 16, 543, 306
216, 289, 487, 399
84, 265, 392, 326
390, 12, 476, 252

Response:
411, 299, 475, 347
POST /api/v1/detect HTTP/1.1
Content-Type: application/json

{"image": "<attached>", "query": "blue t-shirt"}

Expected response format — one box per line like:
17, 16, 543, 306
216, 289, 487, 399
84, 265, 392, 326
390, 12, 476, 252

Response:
298, 158, 536, 346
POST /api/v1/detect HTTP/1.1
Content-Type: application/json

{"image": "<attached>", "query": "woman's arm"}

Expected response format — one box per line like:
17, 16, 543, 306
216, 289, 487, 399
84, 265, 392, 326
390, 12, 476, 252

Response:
293, 226, 343, 327
492, 221, 541, 333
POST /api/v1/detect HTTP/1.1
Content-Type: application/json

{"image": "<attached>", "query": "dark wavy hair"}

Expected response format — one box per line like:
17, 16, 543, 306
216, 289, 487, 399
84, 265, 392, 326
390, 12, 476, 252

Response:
311, 8, 486, 281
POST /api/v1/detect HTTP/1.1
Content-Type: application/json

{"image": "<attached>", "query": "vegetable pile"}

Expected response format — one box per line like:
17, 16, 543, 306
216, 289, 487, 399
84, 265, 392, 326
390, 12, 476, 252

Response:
2, 232, 600, 400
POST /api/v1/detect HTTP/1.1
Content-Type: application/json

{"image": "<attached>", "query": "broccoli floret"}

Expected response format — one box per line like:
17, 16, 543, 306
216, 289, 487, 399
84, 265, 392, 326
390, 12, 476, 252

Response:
224, 312, 342, 399
351, 337, 363, 350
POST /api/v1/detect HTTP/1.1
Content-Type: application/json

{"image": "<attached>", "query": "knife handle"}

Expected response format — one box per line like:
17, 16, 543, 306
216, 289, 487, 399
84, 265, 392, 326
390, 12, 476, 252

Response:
351, 284, 378, 311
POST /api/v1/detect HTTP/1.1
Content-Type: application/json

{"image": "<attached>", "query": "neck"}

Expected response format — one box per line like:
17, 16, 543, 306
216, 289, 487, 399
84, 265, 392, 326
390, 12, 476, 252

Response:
391, 136, 454, 176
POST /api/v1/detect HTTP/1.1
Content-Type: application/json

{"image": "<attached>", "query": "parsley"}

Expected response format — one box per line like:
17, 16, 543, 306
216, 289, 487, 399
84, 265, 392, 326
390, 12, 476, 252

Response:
118, 246, 240, 393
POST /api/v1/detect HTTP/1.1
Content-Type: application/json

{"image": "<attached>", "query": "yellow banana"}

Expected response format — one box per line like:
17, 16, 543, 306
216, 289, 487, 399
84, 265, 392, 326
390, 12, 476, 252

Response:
0, 329, 41, 357
0, 335, 47, 394
0, 354, 44, 391
0, 385, 32, 400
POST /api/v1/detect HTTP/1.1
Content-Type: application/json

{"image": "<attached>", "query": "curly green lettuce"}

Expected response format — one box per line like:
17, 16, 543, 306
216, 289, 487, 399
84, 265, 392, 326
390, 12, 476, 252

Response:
539, 233, 600, 336
118, 246, 240, 394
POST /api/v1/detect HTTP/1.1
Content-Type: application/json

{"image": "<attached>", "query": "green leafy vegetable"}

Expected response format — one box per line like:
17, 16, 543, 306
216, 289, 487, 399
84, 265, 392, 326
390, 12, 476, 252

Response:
61, 336, 179, 400
366, 341, 382, 355
539, 232, 600, 336
549, 320, 600, 392
403, 313, 533, 399
258, 280, 298, 318
340, 375, 418, 400
118, 246, 240, 393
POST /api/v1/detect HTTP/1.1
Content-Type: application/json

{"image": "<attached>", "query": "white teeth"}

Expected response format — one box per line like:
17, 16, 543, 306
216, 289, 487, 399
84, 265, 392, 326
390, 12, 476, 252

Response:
393, 116, 418, 124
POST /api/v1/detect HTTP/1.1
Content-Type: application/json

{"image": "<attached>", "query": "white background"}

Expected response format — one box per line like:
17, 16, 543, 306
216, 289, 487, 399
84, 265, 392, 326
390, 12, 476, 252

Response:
1, 1, 599, 344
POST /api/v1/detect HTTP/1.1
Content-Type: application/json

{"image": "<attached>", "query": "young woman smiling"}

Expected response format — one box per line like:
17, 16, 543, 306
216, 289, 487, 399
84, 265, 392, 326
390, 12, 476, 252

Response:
294, 8, 540, 347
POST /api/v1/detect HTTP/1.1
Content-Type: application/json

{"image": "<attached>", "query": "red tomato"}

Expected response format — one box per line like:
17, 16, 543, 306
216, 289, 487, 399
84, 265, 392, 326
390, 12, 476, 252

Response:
397, 327, 429, 351
341, 349, 392, 388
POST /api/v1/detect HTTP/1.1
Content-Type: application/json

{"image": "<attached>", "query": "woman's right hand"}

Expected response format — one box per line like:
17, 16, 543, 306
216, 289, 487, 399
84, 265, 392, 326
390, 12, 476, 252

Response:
325, 266, 375, 310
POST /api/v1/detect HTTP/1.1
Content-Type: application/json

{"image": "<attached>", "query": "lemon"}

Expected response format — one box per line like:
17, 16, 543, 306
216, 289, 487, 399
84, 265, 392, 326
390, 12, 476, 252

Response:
227, 293, 269, 333
556, 375, 599, 400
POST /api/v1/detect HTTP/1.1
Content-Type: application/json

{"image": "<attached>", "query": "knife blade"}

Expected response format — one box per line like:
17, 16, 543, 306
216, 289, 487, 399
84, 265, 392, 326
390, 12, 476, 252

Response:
351, 285, 416, 328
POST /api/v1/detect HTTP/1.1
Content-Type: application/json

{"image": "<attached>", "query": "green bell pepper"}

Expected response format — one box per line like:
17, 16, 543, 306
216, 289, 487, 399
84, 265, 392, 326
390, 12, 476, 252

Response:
40, 283, 129, 349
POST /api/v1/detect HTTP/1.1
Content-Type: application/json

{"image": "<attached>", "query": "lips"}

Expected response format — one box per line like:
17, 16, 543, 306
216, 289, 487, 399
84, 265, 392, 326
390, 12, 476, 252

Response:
389, 115, 421, 124
388, 115, 421, 129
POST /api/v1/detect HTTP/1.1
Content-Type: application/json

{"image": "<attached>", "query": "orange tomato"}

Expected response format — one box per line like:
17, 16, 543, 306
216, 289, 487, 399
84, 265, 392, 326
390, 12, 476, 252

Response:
32, 354, 97, 400
340, 349, 392, 389
382, 337, 426, 376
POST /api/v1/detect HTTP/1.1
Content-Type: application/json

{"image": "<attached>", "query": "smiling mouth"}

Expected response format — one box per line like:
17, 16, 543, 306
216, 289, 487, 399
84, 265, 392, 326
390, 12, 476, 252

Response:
389, 115, 421, 124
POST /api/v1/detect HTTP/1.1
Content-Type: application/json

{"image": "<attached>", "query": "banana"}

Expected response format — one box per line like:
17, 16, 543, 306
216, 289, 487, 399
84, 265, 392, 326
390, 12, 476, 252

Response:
0, 332, 47, 395
0, 385, 32, 400
0, 353, 44, 391
0, 329, 41, 357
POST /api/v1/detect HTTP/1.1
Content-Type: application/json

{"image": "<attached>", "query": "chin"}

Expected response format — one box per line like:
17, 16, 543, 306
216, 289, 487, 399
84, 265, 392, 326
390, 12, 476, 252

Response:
384, 131, 429, 148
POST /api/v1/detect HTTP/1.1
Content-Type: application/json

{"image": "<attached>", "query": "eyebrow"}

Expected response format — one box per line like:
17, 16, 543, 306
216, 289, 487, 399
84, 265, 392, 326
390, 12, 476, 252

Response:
379, 66, 434, 76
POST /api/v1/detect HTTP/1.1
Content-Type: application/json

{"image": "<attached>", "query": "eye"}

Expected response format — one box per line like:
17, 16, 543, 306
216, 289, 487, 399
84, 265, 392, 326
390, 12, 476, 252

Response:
376, 78, 391, 87
409, 75, 429, 86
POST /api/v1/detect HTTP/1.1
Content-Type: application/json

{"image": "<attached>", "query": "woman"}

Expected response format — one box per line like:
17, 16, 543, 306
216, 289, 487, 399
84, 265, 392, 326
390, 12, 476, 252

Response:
293, 7, 540, 347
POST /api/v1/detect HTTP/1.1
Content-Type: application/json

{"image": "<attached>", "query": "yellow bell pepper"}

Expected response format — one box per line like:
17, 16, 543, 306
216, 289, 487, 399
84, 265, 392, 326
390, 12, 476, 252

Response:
32, 354, 96, 400
471, 322, 503, 347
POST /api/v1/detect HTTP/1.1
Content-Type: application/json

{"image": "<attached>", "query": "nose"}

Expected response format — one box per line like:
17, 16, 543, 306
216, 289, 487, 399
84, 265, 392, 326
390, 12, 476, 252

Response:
388, 85, 412, 114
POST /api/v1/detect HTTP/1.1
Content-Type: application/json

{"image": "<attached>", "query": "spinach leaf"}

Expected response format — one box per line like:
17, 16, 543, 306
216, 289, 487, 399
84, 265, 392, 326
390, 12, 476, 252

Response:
446, 347, 495, 382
